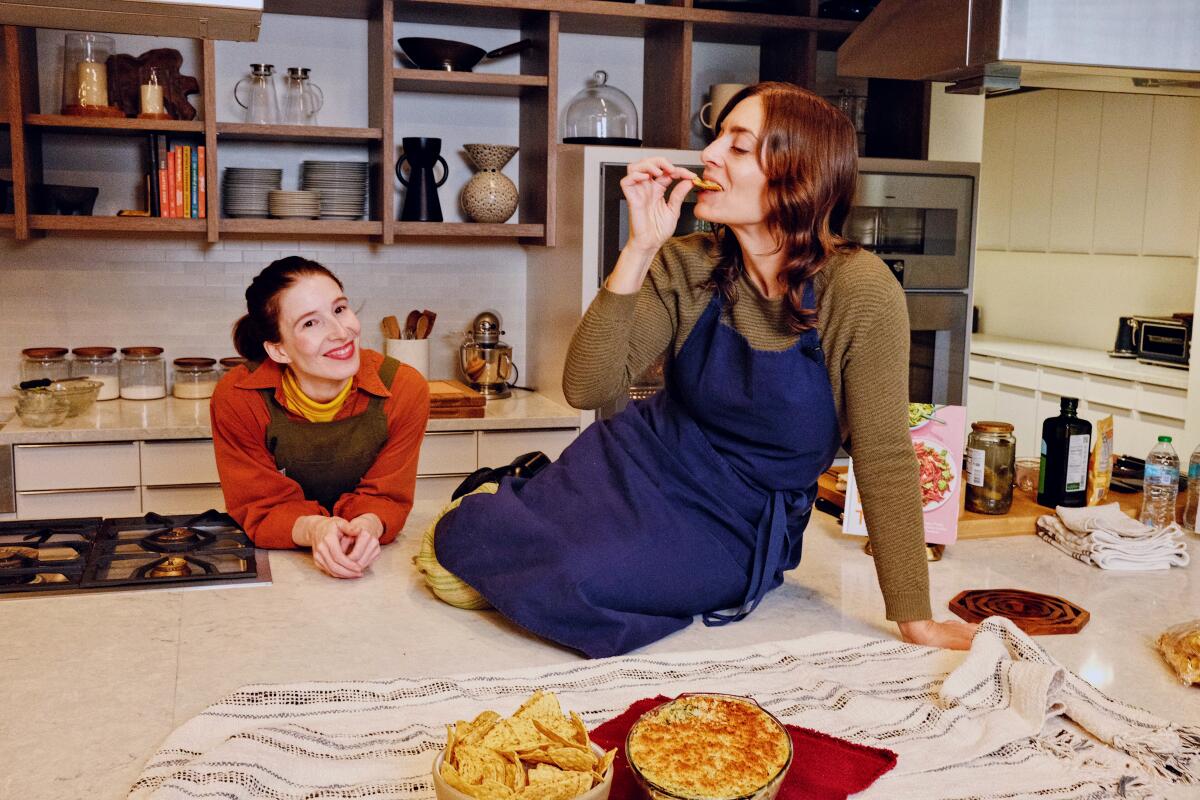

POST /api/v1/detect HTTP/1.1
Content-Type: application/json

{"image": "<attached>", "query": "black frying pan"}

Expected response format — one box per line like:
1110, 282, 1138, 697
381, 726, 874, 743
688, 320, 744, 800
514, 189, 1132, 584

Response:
397, 37, 532, 72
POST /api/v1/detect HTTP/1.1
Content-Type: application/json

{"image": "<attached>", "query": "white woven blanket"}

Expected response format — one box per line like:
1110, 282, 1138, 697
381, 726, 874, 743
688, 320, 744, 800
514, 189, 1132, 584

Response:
129, 618, 1199, 800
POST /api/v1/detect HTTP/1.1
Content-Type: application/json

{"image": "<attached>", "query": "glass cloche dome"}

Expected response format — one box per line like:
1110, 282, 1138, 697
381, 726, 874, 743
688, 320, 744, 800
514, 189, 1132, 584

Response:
562, 70, 640, 146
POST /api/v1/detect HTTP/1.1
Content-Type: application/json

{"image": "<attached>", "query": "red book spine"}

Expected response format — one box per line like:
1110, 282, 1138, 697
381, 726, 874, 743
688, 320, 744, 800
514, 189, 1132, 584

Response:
175, 148, 184, 218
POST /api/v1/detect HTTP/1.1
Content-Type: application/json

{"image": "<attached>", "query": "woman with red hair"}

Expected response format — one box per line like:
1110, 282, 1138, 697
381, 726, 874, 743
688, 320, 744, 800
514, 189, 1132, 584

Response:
420, 82, 974, 657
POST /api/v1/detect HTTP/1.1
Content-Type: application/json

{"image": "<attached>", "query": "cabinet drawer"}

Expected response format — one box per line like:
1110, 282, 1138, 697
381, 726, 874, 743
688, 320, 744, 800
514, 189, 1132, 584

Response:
1138, 383, 1187, 420
414, 475, 465, 507
418, 432, 477, 476
1085, 375, 1137, 410
17, 487, 141, 520
478, 429, 578, 466
968, 355, 996, 382
14, 443, 140, 491
1039, 367, 1085, 399
995, 359, 1039, 390
141, 440, 219, 486
142, 484, 226, 515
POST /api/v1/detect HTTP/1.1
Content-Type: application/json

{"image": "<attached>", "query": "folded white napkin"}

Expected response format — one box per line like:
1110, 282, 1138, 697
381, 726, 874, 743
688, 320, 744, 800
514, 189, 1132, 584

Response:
1036, 503, 1189, 570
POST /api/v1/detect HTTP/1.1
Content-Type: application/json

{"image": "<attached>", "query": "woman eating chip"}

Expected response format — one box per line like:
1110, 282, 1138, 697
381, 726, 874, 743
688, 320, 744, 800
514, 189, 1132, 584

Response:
416, 82, 975, 658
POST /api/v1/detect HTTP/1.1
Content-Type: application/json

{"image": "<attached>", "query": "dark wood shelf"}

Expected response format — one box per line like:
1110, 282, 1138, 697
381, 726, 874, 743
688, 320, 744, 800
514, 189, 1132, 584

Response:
0, 111, 8, 125
216, 123, 382, 144
393, 69, 548, 96
29, 215, 207, 232
264, 0, 378, 18
394, 221, 544, 238
220, 218, 383, 236
0, 214, 13, 229
24, 115, 205, 136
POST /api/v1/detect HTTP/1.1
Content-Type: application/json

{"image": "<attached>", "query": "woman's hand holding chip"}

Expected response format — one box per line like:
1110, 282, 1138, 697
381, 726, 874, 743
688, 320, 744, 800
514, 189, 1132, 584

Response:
607, 158, 698, 295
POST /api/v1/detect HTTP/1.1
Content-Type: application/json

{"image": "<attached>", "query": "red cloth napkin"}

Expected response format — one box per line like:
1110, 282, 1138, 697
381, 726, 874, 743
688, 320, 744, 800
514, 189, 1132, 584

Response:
590, 696, 897, 800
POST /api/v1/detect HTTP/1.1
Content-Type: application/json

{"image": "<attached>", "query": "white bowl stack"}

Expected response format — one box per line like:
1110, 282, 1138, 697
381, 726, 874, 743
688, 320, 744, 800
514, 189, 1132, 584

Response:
268, 190, 321, 219
301, 160, 368, 220
222, 167, 282, 218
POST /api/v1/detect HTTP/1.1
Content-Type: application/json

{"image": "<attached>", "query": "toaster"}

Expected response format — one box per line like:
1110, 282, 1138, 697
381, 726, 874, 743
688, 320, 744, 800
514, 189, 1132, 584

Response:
1136, 316, 1191, 369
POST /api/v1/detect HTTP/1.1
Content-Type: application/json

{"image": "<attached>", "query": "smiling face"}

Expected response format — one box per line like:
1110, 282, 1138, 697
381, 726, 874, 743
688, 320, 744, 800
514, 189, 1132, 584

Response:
263, 273, 361, 397
694, 95, 768, 228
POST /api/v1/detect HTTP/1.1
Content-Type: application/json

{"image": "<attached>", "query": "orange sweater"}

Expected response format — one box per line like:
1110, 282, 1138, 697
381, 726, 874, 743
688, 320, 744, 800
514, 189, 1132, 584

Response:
210, 350, 430, 549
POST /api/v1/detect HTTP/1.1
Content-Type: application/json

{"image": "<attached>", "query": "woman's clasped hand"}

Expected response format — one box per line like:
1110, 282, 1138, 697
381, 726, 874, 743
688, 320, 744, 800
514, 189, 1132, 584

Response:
292, 514, 384, 579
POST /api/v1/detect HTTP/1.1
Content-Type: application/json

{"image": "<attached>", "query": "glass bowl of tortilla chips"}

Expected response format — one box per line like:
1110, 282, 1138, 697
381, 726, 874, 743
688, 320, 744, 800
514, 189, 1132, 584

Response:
433, 690, 616, 800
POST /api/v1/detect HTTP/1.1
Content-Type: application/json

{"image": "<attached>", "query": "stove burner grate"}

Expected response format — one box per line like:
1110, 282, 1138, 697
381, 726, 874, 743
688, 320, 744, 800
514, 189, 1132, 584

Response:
135, 555, 218, 580
0, 547, 39, 586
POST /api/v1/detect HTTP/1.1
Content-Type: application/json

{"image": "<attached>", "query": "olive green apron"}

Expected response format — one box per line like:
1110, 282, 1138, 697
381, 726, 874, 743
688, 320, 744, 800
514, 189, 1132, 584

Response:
251, 357, 400, 512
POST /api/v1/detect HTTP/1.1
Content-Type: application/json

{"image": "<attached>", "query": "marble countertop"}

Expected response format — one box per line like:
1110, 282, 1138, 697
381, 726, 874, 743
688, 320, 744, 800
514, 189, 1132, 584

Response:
0, 389, 581, 443
972, 334, 1190, 389
2, 507, 1197, 799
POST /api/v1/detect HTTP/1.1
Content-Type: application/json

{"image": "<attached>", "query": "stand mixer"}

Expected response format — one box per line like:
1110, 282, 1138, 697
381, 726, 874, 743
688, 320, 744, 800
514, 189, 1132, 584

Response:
460, 311, 517, 400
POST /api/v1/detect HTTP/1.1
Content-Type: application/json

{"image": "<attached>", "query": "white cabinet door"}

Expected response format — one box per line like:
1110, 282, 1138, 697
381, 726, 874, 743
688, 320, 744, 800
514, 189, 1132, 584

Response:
142, 485, 226, 515
1142, 95, 1200, 257
1093, 93, 1154, 255
994, 384, 1039, 458
966, 378, 995, 426
1049, 91, 1103, 253
418, 432, 477, 476
977, 94, 1017, 250
14, 443, 140, 491
17, 488, 141, 520
140, 440, 219, 486
478, 429, 578, 466
1008, 90, 1058, 252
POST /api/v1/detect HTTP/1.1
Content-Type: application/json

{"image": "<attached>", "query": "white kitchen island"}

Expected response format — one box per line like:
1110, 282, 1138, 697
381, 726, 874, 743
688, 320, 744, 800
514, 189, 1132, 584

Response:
2, 507, 1197, 799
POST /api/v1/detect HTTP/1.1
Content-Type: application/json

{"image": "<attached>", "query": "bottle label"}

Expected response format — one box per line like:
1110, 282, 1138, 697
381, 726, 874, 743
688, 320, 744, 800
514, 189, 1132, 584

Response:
1146, 463, 1180, 486
1189, 462, 1200, 480
1038, 440, 1047, 494
1065, 434, 1090, 491
966, 448, 985, 487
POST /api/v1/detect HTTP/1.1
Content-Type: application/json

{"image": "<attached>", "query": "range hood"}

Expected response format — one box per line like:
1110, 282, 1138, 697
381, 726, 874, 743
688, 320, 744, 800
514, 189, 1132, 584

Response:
0, 0, 262, 41
839, 0, 1200, 96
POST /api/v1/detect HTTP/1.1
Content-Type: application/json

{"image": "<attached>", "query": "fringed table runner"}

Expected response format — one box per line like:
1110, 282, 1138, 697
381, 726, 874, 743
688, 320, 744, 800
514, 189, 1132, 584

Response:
129, 618, 1199, 800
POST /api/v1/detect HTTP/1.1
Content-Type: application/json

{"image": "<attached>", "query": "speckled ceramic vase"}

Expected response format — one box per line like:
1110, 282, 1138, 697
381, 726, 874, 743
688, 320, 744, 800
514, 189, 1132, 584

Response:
461, 144, 519, 224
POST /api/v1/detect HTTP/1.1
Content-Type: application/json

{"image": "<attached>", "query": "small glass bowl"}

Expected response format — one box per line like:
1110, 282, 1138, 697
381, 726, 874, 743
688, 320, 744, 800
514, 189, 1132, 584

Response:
14, 390, 70, 427
1015, 457, 1040, 493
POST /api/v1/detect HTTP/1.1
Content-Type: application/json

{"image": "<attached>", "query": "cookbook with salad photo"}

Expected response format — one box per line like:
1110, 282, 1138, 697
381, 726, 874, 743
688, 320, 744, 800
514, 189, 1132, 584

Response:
842, 404, 967, 545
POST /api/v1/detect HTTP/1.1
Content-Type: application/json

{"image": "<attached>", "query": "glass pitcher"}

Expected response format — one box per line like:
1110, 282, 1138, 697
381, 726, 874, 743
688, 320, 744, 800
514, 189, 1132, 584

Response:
234, 63, 279, 125
281, 67, 323, 125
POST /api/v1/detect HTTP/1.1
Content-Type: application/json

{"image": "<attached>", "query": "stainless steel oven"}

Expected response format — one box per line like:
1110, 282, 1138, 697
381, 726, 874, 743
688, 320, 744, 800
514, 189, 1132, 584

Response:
594, 155, 978, 418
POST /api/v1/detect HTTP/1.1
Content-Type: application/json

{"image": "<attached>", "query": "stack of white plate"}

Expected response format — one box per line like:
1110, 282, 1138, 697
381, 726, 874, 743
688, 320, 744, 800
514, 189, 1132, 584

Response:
223, 168, 282, 218
268, 190, 321, 219
301, 161, 368, 220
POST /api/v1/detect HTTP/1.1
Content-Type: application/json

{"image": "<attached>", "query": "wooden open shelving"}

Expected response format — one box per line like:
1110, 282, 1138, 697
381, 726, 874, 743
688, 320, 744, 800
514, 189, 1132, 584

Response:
216, 123, 382, 144
2, 0, 875, 244
25, 114, 204, 135
0, 214, 13, 229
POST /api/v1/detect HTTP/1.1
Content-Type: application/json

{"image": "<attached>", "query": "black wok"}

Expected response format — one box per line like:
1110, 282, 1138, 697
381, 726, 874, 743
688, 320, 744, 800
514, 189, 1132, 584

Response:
397, 37, 531, 72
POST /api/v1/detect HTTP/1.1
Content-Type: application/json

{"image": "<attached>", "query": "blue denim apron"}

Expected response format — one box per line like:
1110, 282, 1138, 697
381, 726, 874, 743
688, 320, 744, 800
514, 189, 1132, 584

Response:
435, 283, 841, 658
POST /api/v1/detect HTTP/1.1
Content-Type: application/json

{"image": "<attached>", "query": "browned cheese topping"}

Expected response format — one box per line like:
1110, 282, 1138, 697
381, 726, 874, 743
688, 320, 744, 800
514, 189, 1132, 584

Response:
627, 695, 790, 799
692, 178, 723, 192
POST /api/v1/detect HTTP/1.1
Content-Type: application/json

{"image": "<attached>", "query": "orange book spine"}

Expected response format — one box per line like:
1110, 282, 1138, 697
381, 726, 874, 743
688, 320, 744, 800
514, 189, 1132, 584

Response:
175, 148, 184, 217
181, 146, 190, 218
197, 146, 206, 219
165, 147, 176, 218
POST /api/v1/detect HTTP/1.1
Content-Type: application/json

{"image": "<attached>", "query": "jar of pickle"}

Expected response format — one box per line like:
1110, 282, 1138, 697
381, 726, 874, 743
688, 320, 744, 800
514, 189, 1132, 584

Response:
965, 421, 1016, 514
20, 347, 71, 383
173, 357, 218, 399
71, 346, 120, 400
119, 346, 167, 400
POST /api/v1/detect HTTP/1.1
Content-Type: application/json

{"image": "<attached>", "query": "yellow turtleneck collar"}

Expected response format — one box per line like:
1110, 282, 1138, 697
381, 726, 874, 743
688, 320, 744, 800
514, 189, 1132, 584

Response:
281, 368, 354, 423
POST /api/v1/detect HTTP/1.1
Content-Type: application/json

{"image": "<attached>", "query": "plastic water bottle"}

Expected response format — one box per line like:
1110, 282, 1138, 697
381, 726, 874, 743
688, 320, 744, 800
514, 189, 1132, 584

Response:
1184, 444, 1200, 533
1140, 436, 1180, 530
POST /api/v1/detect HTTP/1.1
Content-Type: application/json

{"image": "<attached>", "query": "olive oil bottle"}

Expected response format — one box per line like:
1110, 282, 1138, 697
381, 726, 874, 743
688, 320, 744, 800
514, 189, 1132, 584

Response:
1038, 397, 1092, 508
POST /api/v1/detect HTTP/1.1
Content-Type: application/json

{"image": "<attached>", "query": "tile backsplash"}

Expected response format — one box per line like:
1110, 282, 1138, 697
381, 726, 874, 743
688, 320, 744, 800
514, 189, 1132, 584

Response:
0, 235, 528, 394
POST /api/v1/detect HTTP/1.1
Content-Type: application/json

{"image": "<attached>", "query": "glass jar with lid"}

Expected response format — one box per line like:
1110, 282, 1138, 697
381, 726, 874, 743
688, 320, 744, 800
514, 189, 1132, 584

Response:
70, 346, 120, 400
965, 421, 1016, 514
173, 357, 219, 399
562, 70, 641, 145
219, 356, 247, 376
119, 346, 167, 400
21, 347, 71, 383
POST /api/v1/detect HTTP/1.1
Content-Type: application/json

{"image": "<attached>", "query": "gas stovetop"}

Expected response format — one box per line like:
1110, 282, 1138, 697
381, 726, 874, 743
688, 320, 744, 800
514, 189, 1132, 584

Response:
0, 510, 270, 597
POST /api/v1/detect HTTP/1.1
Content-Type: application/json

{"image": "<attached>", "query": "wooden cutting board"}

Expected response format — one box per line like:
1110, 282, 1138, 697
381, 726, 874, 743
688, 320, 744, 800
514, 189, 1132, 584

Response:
428, 380, 485, 419
949, 588, 1090, 635
816, 467, 1146, 539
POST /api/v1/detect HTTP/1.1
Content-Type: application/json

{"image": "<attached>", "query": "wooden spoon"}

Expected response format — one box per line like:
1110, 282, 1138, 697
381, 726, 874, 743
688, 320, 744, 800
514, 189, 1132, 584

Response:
421, 310, 437, 339
381, 315, 401, 340
403, 309, 422, 340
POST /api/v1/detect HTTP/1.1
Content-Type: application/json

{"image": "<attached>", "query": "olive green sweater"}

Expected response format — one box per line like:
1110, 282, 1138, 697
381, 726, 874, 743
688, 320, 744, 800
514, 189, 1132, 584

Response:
563, 233, 931, 623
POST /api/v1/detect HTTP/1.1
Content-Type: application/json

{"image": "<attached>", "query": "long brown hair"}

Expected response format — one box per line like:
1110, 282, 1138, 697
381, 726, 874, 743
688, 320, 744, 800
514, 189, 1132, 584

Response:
703, 82, 860, 332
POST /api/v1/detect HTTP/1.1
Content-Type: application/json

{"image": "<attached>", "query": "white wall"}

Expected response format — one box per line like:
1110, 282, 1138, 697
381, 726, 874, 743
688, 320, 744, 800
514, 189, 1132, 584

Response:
0, 235, 527, 393
927, 82, 984, 163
